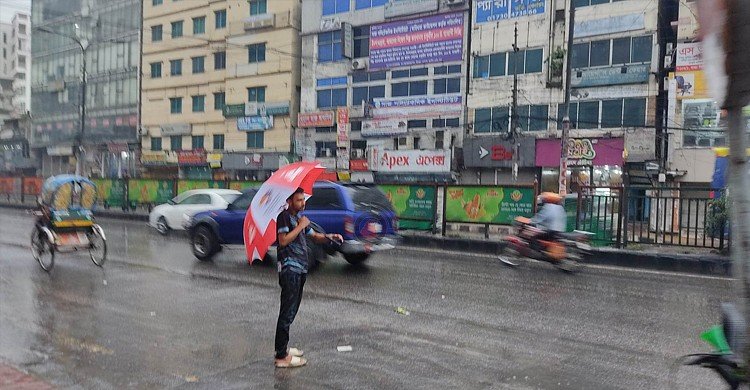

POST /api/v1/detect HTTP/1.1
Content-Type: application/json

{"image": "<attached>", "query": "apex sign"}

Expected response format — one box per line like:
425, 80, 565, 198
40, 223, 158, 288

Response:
369, 149, 451, 173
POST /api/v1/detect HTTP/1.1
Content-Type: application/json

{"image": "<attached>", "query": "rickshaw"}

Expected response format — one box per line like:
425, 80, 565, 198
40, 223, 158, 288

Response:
30, 175, 107, 271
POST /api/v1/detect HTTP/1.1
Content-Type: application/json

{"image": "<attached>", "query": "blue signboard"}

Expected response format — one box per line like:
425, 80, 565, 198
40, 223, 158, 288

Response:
571, 64, 650, 88
475, 0, 546, 24
237, 116, 274, 131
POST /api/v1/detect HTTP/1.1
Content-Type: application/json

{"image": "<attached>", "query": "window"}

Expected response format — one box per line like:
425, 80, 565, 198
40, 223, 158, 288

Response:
682, 100, 725, 147
182, 194, 212, 205
623, 98, 646, 127
192, 136, 204, 149
213, 92, 225, 110
247, 43, 266, 63
526, 105, 549, 131
572, 36, 652, 69
317, 77, 347, 108
351, 121, 362, 132
171, 21, 183, 38
315, 126, 336, 133
433, 78, 461, 94
434, 64, 462, 75
433, 118, 460, 128
350, 140, 367, 158
352, 85, 385, 105
474, 49, 542, 78
392, 68, 428, 79
171, 135, 183, 150
473, 55, 489, 78
192, 95, 205, 112
601, 99, 623, 128
250, 0, 267, 15
213, 134, 225, 150
322, 0, 350, 15
575, 0, 620, 7
525, 49, 543, 73
151, 25, 162, 42
578, 101, 599, 128
193, 16, 205, 34
318, 31, 343, 62
407, 120, 427, 129
556, 98, 647, 129
435, 130, 445, 149
150, 62, 161, 78
352, 71, 386, 83
215, 10, 227, 29
151, 137, 162, 151
247, 132, 264, 148
247, 87, 266, 102
353, 26, 370, 58
356, 0, 388, 9
192, 56, 205, 73
391, 81, 427, 97
306, 187, 342, 209
474, 107, 510, 133
315, 141, 337, 157
170, 97, 182, 114
214, 51, 226, 69
489, 53, 506, 77
153, 0, 163, 5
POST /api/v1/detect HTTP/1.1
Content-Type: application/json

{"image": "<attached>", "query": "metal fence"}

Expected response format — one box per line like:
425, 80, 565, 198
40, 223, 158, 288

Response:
577, 186, 727, 250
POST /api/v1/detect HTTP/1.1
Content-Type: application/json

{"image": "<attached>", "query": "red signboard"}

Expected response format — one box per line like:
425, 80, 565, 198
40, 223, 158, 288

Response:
177, 150, 207, 166
491, 145, 513, 160
317, 172, 339, 181
23, 177, 43, 196
298, 111, 335, 128
349, 159, 369, 171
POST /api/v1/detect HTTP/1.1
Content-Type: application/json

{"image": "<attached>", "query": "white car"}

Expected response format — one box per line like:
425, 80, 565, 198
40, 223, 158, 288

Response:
148, 189, 241, 235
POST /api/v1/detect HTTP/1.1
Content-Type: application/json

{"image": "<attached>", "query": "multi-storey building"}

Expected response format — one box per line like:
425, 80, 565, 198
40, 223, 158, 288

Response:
141, 0, 301, 180
299, 0, 470, 183
30, 0, 141, 177
466, 0, 667, 191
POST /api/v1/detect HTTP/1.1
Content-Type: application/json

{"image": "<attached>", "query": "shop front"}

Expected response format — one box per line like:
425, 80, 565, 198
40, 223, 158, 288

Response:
536, 137, 625, 193
462, 136, 536, 184
140, 150, 178, 179
222, 152, 292, 181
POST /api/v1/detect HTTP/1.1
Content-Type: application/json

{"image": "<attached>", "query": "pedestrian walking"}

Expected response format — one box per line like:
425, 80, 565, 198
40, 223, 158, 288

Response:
274, 188, 342, 368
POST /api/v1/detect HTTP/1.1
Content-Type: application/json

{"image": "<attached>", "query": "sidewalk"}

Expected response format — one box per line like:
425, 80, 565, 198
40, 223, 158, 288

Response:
0, 202, 731, 276
0, 363, 54, 389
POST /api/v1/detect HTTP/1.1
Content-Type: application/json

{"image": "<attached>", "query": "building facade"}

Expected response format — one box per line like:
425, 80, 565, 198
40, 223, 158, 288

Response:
141, 0, 301, 180
299, 0, 470, 184
466, 0, 663, 191
30, 0, 141, 177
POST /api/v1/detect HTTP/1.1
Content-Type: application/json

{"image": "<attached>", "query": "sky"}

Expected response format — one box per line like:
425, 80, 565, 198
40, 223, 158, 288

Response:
0, 0, 31, 24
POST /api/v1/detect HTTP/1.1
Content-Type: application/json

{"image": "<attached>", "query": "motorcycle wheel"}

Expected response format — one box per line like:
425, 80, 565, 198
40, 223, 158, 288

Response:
555, 247, 583, 273
497, 245, 519, 267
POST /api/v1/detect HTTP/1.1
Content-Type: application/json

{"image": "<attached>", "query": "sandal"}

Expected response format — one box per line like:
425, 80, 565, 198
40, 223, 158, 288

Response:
289, 347, 304, 357
275, 355, 307, 368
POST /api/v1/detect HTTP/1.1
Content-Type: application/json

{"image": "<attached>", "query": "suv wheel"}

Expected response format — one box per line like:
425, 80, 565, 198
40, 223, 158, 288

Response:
343, 253, 370, 264
192, 225, 218, 261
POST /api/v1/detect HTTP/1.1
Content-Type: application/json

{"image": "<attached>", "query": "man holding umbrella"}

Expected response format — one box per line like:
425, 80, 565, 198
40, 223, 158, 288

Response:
274, 187, 342, 368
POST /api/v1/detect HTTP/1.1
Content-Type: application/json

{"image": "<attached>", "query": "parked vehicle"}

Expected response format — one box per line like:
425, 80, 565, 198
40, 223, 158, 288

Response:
497, 216, 593, 273
148, 189, 241, 235
186, 181, 400, 266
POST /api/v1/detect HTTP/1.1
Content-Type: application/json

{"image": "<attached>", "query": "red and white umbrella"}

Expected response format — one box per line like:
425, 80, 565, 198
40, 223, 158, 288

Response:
243, 161, 325, 262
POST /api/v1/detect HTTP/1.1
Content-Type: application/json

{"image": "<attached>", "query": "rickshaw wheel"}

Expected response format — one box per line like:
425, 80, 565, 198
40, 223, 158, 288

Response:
89, 229, 107, 267
31, 227, 55, 272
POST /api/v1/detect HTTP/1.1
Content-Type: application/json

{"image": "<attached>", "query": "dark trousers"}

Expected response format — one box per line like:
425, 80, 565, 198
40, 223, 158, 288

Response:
274, 269, 306, 359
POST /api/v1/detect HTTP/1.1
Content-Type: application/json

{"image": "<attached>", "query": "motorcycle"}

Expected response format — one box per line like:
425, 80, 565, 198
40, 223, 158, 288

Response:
674, 303, 747, 389
497, 216, 593, 272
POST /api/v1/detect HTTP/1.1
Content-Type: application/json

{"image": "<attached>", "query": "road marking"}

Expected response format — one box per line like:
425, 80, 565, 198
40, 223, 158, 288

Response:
397, 245, 733, 281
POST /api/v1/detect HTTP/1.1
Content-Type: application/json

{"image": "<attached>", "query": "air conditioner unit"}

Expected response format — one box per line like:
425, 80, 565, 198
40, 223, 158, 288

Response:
351, 58, 368, 71
446, 0, 466, 5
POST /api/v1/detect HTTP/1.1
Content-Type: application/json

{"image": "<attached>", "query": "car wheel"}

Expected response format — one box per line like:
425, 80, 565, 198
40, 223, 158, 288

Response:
156, 216, 170, 236
343, 253, 370, 265
192, 225, 218, 261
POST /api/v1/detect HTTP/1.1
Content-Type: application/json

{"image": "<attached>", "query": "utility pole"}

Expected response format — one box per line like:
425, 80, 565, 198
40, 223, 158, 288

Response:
511, 22, 519, 181
559, 1, 575, 196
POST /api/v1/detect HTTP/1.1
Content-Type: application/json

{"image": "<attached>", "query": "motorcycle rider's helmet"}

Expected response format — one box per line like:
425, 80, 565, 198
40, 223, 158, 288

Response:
539, 192, 563, 205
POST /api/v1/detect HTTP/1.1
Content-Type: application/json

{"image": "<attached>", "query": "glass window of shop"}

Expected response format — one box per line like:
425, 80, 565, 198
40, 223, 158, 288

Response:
540, 165, 624, 194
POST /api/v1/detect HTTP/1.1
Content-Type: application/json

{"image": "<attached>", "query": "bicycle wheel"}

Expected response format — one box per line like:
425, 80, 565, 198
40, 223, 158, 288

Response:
31, 227, 55, 272
88, 228, 107, 267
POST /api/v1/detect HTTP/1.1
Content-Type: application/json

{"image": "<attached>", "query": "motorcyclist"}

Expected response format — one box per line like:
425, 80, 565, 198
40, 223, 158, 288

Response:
529, 192, 567, 259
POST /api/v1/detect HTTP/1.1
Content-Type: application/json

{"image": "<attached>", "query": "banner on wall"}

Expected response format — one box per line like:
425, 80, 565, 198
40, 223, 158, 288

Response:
475, 0, 546, 23
379, 184, 436, 230
177, 180, 227, 194
369, 12, 464, 70
371, 95, 462, 120
444, 186, 535, 225
92, 179, 126, 207
128, 180, 174, 204
675, 42, 707, 99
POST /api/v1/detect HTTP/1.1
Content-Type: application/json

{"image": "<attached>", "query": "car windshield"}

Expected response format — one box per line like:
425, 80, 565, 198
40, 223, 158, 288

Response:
346, 185, 394, 212
230, 191, 255, 210
220, 194, 240, 204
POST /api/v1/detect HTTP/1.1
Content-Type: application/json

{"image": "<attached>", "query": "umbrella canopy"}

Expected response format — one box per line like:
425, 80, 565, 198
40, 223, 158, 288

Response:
243, 161, 325, 262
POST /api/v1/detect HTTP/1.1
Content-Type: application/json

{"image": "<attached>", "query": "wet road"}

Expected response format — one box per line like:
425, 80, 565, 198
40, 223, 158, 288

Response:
0, 207, 731, 389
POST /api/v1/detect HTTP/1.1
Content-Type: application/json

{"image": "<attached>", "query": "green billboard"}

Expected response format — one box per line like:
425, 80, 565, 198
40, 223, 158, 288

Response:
445, 186, 535, 225
379, 185, 436, 230
177, 180, 226, 194
128, 180, 174, 204
92, 179, 126, 207
229, 181, 261, 191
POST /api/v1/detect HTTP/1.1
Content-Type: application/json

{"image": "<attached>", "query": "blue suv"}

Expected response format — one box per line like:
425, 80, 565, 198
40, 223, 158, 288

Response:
187, 181, 399, 266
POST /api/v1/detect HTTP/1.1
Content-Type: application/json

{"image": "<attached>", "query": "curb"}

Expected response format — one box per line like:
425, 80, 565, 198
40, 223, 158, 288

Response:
400, 233, 732, 277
